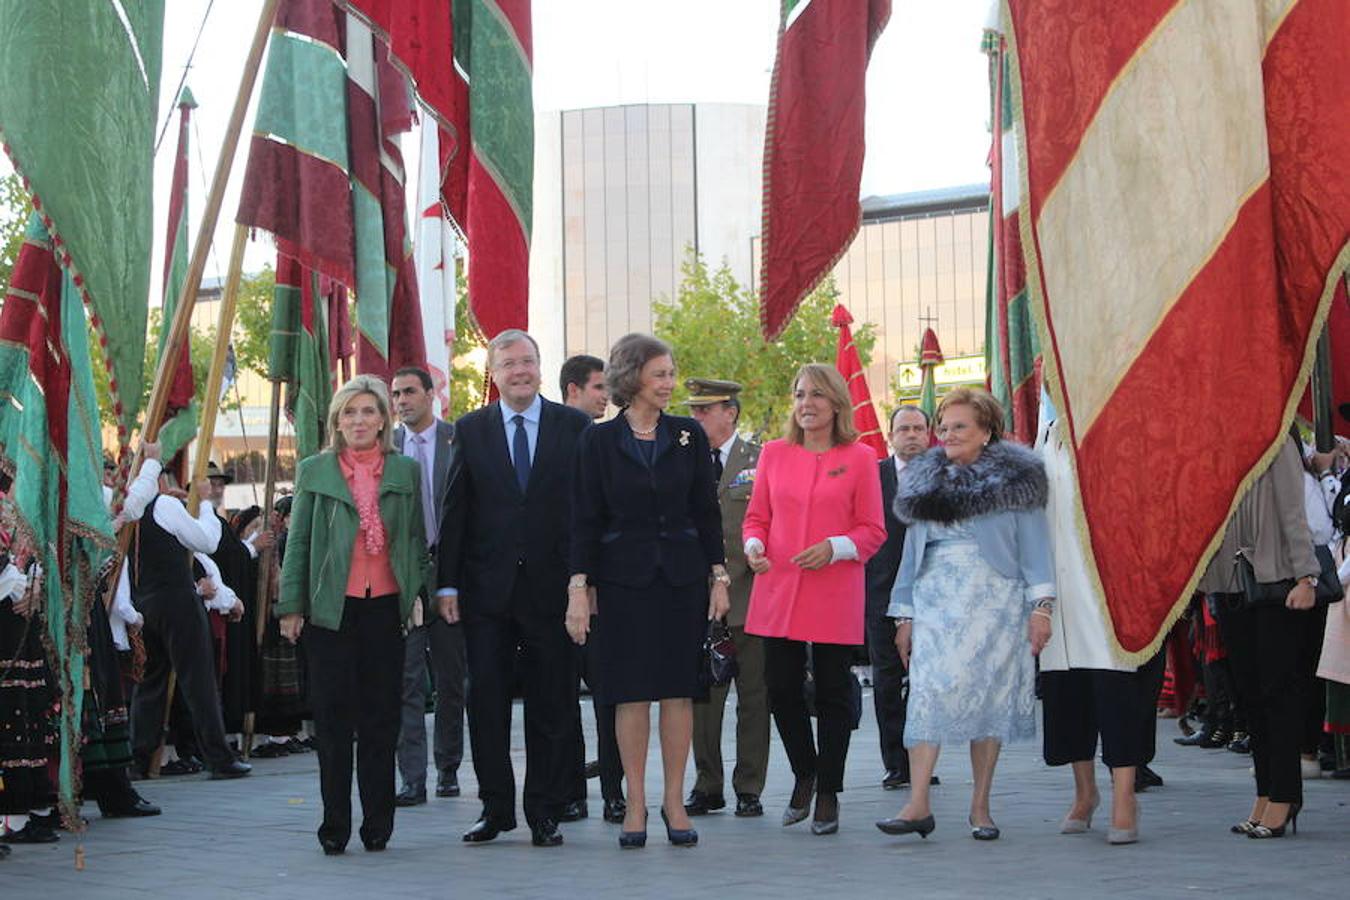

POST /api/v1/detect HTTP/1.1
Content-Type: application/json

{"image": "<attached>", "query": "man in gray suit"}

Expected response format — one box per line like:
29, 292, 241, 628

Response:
685, 378, 769, 818
391, 367, 466, 805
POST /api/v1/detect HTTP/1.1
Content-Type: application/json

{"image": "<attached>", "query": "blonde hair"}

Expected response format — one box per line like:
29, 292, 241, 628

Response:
326, 375, 395, 453
935, 387, 1005, 443
784, 363, 858, 446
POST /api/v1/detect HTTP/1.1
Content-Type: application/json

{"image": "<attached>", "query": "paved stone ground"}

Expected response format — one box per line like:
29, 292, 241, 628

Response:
4, 689, 1349, 899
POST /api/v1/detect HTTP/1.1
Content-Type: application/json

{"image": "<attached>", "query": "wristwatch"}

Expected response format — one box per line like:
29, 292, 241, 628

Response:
568, 575, 589, 591
1301, 574, 1319, 589
711, 569, 731, 586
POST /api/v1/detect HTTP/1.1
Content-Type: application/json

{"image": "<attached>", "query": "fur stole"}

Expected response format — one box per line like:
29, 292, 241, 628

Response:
894, 441, 1048, 525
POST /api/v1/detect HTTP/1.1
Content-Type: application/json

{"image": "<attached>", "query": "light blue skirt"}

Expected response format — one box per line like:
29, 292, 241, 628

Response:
904, 539, 1036, 746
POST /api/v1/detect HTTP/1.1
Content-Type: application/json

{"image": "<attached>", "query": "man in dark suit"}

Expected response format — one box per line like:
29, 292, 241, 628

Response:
558, 354, 626, 824
685, 378, 770, 818
436, 330, 592, 847
390, 367, 466, 807
865, 405, 939, 790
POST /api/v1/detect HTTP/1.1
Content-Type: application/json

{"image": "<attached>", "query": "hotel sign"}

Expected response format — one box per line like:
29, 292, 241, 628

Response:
894, 354, 986, 388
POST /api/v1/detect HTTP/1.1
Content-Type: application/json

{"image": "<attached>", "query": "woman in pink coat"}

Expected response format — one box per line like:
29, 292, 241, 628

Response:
743, 363, 886, 836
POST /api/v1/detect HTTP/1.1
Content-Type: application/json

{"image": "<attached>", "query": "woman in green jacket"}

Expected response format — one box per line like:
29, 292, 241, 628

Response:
277, 375, 427, 856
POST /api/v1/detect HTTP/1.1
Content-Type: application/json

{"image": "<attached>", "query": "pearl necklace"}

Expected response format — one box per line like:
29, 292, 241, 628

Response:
625, 411, 659, 437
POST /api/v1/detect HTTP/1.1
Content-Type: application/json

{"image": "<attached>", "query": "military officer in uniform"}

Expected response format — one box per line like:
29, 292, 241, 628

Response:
684, 378, 770, 818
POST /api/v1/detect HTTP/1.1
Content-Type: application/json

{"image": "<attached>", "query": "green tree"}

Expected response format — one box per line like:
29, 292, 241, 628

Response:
0, 171, 33, 293
447, 270, 488, 420
653, 250, 876, 441
233, 264, 276, 378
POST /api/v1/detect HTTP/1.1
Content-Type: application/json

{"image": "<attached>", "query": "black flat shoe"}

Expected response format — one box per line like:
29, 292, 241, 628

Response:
100, 797, 161, 818
619, 808, 648, 849
661, 807, 698, 846
1227, 734, 1251, 755
875, 814, 935, 838
969, 817, 1000, 841
395, 786, 427, 807
210, 760, 252, 780
436, 775, 461, 798
1135, 765, 1164, 792
462, 815, 516, 843
584, 760, 601, 779
250, 742, 289, 759
530, 818, 564, 847
603, 798, 628, 824
557, 800, 588, 822
881, 769, 909, 790
2, 822, 59, 844
735, 793, 763, 818
684, 789, 726, 816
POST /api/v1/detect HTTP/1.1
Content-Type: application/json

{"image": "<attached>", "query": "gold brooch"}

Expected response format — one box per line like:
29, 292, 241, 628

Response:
679, 430, 690, 446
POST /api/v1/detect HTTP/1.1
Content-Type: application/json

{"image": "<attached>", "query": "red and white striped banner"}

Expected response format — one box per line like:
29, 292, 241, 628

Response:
1005, 0, 1350, 655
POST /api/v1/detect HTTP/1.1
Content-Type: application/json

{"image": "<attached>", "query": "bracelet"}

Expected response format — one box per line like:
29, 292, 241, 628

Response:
893, 616, 913, 626
1030, 608, 1053, 620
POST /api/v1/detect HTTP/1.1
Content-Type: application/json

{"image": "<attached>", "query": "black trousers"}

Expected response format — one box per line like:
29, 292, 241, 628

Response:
1214, 593, 1321, 805
304, 595, 404, 849
1041, 652, 1164, 769
764, 638, 854, 794
569, 617, 622, 804
130, 590, 233, 771
464, 577, 577, 827
865, 607, 909, 776
1300, 605, 1329, 755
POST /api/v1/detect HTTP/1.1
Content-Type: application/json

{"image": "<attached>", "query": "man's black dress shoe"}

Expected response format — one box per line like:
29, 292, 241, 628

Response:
558, 800, 588, 822
1134, 765, 1164, 792
209, 760, 252, 780
530, 818, 564, 847
320, 838, 346, 856
2, 822, 59, 843
100, 796, 161, 818
881, 770, 941, 789
462, 816, 516, 843
734, 794, 763, 817
603, 798, 628, 823
362, 839, 387, 852
684, 789, 726, 815
395, 785, 427, 807
1226, 733, 1251, 755
584, 760, 601, 779
436, 774, 461, 798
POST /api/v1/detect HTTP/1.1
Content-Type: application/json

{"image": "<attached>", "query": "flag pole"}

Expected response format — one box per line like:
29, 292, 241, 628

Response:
243, 377, 283, 758
120, 0, 279, 777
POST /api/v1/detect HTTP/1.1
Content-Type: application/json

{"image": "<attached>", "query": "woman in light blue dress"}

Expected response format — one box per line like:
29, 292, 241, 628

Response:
874, 389, 1054, 842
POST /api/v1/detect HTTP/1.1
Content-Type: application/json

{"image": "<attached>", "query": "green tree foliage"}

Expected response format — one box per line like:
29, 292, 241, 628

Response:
447, 269, 488, 420
91, 308, 219, 428
233, 264, 276, 379
0, 171, 33, 294
653, 251, 876, 441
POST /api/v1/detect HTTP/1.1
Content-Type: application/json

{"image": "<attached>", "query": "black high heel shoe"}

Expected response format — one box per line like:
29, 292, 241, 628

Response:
660, 807, 698, 847
875, 813, 936, 838
619, 809, 648, 849
1249, 803, 1300, 839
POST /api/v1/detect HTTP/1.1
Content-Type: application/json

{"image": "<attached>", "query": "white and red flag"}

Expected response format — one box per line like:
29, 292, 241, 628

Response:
1005, 0, 1350, 656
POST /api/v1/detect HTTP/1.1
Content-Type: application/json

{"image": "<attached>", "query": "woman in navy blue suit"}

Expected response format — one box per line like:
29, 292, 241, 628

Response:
568, 333, 730, 848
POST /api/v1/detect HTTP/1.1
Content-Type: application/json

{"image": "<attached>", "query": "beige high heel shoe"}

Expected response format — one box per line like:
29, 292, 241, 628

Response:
1060, 796, 1100, 834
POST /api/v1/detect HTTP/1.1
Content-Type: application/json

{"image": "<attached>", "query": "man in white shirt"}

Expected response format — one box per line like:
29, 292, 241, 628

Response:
124, 458, 251, 780
390, 367, 466, 806
865, 406, 938, 790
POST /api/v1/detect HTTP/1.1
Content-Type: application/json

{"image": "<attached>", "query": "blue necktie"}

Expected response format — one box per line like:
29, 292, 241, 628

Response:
511, 414, 531, 492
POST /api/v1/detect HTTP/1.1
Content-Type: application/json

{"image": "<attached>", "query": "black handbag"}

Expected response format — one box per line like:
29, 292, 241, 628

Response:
698, 619, 738, 689
1235, 544, 1342, 609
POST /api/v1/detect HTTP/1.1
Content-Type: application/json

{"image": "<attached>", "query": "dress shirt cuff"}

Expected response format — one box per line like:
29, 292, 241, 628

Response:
243, 534, 259, 559
743, 538, 764, 557
436, 587, 458, 599
826, 536, 857, 563
886, 590, 915, 620
1025, 583, 1056, 606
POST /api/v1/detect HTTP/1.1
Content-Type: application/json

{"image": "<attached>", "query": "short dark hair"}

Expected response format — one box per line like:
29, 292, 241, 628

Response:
392, 366, 432, 391
559, 354, 605, 397
889, 405, 929, 430
607, 334, 674, 407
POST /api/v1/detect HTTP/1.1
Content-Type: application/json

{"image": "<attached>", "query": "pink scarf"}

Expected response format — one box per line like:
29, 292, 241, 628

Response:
339, 446, 386, 556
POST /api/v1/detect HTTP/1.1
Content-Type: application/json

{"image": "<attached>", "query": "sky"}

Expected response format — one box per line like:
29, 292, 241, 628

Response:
12, 0, 997, 306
